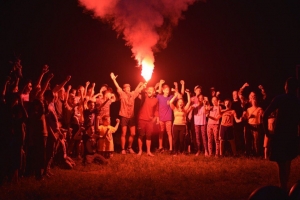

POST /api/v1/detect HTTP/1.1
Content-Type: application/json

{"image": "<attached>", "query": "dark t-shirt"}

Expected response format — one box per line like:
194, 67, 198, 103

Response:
82, 133, 95, 156
263, 93, 300, 161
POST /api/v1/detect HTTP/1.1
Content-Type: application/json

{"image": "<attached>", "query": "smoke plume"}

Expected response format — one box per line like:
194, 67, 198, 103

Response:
79, 0, 197, 81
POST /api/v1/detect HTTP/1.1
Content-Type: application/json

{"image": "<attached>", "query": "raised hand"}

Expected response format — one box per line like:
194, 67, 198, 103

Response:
66, 75, 71, 82
116, 118, 120, 123
160, 79, 165, 84
110, 72, 118, 80
42, 65, 49, 74
180, 80, 185, 85
86, 81, 90, 87
242, 82, 249, 88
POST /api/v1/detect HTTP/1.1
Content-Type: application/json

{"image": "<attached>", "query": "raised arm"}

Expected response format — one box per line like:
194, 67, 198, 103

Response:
35, 65, 49, 90
157, 79, 165, 94
38, 73, 54, 100
238, 82, 249, 95
135, 82, 145, 93
173, 82, 178, 93
90, 83, 95, 98
2, 77, 11, 98
65, 85, 72, 102
53, 75, 71, 93
184, 90, 191, 111
84, 81, 90, 98
180, 80, 185, 95
110, 72, 122, 92
169, 92, 178, 110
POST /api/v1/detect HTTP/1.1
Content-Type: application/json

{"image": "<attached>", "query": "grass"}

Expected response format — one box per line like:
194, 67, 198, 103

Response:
1, 154, 300, 200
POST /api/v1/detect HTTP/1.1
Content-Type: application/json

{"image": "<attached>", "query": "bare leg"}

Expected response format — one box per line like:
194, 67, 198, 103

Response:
220, 140, 225, 156
137, 137, 143, 155
277, 160, 292, 191
128, 126, 136, 149
121, 126, 127, 154
146, 139, 154, 156
167, 132, 173, 151
158, 131, 164, 149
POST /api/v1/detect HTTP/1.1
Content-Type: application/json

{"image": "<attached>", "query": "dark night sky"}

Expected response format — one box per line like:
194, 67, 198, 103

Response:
1, 0, 300, 99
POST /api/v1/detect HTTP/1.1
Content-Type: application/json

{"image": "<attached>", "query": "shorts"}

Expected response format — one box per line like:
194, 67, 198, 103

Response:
159, 121, 172, 134
138, 120, 154, 139
220, 125, 234, 141
121, 117, 136, 127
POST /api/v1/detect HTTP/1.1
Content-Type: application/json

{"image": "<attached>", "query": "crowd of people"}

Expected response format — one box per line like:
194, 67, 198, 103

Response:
0, 58, 299, 191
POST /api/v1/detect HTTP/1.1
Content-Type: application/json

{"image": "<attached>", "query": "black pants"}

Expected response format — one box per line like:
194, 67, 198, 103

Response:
173, 125, 186, 153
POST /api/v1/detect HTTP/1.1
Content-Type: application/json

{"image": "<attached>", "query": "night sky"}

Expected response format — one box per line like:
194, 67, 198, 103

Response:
1, 0, 300, 99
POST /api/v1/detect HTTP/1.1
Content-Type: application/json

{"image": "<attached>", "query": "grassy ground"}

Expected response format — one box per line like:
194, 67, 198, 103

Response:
1, 154, 300, 200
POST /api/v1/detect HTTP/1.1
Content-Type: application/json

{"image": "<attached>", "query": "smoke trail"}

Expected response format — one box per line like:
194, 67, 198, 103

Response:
79, 0, 197, 81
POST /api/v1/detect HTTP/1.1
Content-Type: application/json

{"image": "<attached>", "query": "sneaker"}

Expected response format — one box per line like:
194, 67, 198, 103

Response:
127, 148, 136, 154
121, 150, 126, 155
195, 151, 200, 156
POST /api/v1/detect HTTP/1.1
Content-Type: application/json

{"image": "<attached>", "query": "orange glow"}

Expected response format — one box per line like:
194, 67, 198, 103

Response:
140, 59, 154, 82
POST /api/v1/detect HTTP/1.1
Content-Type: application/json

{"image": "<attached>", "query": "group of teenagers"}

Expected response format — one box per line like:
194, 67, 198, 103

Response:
1, 58, 300, 191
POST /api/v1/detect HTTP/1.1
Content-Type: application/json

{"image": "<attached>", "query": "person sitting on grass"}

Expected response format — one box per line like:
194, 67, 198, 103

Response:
97, 116, 120, 158
74, 125, 108, 165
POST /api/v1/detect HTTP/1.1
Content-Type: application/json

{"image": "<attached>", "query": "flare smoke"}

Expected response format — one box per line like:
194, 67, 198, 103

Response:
79, 0, 197, 80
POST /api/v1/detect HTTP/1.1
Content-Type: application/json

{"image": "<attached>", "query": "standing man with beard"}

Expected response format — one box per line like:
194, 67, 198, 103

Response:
137, 86, 159, 156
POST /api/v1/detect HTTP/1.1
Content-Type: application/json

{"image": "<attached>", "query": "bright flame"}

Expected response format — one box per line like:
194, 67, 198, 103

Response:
79, 0, 197, 82
140, 59, 154, 82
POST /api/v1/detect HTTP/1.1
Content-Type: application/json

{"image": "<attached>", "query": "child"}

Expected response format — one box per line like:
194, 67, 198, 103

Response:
97, 116, 120, 158
77, 125, 107, 165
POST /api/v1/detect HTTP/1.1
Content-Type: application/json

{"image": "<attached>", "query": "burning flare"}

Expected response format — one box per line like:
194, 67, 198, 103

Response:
140, 59, 154, 82
79, 0, 197, 81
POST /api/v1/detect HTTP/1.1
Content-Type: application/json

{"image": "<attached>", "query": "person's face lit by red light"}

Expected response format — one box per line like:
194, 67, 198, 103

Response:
88, 102, 95, 110
123, 86, 131, 93
198, 95, 204, 105
24, 82, 32, 94
58, 88, 65, 98
147, 87, 155, 97
232, 91, 238, 101
224, 100, 231, 109
162, 86, 170, 96
212, 97, 218, 106
77, 86, 84, 96
195, 88, 201, 96
249, 92, 256, 102
68, 95, 76, 107
177, 99, 184, 108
